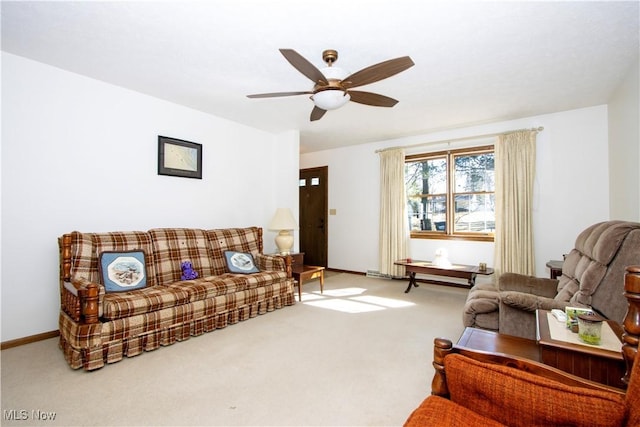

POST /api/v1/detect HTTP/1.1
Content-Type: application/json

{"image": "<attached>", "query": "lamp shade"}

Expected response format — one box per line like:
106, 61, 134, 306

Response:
269, 208, 298, 231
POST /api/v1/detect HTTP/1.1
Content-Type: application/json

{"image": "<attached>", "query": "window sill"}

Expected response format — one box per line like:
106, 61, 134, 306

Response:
410, 232, 494, 242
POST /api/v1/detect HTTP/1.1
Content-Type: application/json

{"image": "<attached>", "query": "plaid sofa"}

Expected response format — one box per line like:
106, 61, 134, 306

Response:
58, 227, 295, 371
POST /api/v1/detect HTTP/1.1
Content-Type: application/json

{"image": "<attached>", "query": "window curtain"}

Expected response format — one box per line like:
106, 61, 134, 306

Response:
379, 148, 408, 277
493, 130, 537, 276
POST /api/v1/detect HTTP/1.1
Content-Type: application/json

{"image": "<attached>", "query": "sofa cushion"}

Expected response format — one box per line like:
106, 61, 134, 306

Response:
206, 227, 263, 275
70, 231, 157, 287
102, 286, 191, 320
230, 270, 288, 290
445, 354, 626, 427
576, 221, 636, 265
554, 275, 579, 302
404, 395, 505, 427
101, 304, 193, 343
165, 271, 289, 302
557, 222, 640, 309
149, 228, 215, 286
224, 251, 260, 274
556, 248, 607, 309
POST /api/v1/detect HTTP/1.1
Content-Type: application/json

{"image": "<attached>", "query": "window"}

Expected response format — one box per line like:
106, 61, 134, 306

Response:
405, 145, 495, 241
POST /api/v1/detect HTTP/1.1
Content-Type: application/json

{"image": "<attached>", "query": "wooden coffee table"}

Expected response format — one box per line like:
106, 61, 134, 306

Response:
291, 265, 324, 301
394, 259, 494, 292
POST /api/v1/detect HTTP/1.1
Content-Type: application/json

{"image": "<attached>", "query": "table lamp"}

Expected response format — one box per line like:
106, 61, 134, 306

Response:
269, 208, 298, 255
433, 248, 452, 268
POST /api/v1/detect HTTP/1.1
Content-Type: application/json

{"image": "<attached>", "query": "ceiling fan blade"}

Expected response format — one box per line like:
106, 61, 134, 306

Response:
348, 91, 399, 107
342, 56, 414, 89
310, 106, 327, 121
247, 91, 313, 98
279, 49, 328, 85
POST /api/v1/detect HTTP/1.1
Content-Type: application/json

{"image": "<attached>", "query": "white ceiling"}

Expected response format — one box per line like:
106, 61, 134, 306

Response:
2, 1, 638, 153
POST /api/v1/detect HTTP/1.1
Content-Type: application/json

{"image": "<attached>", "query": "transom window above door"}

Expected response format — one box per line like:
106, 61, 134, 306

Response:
299, 177, 321, 186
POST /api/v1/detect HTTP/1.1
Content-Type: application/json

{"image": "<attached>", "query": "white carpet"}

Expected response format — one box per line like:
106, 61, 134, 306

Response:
1, 273, 468, 427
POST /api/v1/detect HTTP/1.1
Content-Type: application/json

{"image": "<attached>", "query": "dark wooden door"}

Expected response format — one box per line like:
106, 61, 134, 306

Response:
299, 167, 328, 267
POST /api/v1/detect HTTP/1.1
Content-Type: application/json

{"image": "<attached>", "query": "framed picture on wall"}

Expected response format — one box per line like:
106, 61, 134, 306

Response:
158, 136, 202, 179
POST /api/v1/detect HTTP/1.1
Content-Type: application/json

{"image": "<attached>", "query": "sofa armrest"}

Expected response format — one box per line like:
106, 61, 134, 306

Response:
256, 254, 292, 278
499, 273, 558, 298
61, 279, 101, 324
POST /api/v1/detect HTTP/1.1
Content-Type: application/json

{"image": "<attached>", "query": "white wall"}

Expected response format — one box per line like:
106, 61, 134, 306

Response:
301, 105, 610, 279
608, 57, 640, 221
1, 52, 299, 341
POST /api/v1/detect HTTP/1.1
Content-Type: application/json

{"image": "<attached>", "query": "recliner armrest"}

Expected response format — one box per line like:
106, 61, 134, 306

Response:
498, 272, 558, 298
500, 291, 567, 312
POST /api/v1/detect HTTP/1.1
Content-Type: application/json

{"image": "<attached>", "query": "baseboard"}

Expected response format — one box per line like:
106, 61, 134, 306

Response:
1, 330, 60, 350
326, 268, 366, 276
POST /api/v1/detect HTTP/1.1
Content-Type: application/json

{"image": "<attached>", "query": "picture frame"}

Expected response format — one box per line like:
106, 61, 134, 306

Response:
158, 136, 202, 179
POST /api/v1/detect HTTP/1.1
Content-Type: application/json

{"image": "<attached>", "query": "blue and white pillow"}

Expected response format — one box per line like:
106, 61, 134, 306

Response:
224, 251, 260, 274
100, 251, 147, 292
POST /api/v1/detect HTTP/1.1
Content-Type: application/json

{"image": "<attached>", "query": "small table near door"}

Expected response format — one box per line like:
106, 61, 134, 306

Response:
291, 265, 325, 301
276, 252, 324, 301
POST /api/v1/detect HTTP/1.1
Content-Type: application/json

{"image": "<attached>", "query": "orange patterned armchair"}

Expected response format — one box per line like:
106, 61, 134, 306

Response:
405, 266, 640, 427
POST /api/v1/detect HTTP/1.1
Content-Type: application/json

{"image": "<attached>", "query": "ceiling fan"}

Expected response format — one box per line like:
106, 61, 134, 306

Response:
247, 49, 415, 121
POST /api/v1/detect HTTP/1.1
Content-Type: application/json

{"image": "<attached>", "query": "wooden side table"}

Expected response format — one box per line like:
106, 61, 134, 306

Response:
546, 260, 563, 279
288, 252, 304, 268
536, 309, 626, 388
291, 265, 324, 301
456, 327, 541, 362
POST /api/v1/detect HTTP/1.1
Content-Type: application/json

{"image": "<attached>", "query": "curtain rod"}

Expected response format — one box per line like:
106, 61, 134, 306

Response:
375, 126, 544, 154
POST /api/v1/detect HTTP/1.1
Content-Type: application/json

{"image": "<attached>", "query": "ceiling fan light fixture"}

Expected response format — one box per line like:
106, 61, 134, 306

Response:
312, 89, 351, 110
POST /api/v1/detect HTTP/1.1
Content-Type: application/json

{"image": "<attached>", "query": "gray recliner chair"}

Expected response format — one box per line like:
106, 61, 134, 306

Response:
463, 221, 640, 340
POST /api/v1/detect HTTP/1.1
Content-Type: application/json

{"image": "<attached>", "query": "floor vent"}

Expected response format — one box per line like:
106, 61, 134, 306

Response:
366, 270, 391, 279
